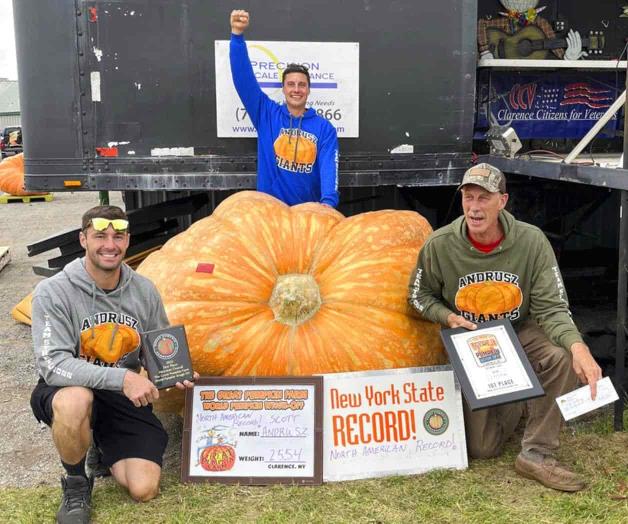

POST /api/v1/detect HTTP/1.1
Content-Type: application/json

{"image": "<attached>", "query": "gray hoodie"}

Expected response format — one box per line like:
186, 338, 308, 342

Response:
31, 257, 169, 391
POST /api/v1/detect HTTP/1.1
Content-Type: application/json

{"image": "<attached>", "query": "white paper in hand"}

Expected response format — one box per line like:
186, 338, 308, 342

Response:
556, 377, 619, 421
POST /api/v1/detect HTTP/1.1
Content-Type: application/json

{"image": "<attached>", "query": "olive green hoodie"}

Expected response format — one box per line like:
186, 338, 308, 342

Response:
408, 210, 583, 351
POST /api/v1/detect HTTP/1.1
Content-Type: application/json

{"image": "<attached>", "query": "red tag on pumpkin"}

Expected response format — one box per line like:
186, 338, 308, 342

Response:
95, 147, 118, 157
196, 263, 215, 274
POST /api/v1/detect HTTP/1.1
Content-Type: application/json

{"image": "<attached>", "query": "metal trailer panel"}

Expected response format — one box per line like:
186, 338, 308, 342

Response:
13, 0, 477, 191
13, 0, 81, 161
484, 155, 628, 192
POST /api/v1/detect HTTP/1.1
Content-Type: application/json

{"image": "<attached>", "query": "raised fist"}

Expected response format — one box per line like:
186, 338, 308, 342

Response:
230, 9, 250, 35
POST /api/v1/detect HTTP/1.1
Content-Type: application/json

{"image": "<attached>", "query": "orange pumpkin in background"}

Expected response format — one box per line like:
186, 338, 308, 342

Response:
455, 281, 523, 315
0, 153, 48, 197
137, 191, 444, 392
273, 132, 317, 165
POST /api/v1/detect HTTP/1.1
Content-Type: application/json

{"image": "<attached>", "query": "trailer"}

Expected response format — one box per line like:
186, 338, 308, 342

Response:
12, 0, 476, 206
11, 0, 625, 427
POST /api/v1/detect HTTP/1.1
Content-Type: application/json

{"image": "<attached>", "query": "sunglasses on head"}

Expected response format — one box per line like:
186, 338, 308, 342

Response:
89, 218, 129, 232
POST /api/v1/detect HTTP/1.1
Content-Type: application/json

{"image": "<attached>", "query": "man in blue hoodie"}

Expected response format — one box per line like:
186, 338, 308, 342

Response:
30, 205, 195, 524
230, 9, 339, 207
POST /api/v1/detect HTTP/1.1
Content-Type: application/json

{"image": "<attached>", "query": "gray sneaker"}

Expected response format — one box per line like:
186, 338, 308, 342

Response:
56, 475, 93, 524
86, 445, 110, 479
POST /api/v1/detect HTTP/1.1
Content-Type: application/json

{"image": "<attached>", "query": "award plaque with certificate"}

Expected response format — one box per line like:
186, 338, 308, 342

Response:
141, 325, 194, 390
181, 376, 324, 485
440, 319, 544, 410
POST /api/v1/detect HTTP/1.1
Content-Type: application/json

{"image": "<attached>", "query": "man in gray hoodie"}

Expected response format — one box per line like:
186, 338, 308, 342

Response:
30, 205, 193, 524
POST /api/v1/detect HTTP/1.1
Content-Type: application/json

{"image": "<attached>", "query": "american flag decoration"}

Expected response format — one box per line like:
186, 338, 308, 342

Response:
560, 83, 613, 110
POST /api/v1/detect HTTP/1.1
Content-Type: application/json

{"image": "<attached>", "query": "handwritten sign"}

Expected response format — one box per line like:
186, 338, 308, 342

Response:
323, 366, 467, 482
182, 377, 323, 485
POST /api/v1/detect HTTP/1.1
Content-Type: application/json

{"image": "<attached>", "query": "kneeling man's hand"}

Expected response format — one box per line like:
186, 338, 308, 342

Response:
123, 371, 159, 407
570, 342, 602, 400
447, 313, 477, 331
175, 371, 200, 391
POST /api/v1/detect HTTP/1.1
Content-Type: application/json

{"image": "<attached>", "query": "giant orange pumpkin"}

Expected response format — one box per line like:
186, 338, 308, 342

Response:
137, 191, 444, 380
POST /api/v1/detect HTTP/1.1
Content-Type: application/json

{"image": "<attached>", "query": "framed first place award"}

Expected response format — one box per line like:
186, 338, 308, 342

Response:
440, 319, 544, 410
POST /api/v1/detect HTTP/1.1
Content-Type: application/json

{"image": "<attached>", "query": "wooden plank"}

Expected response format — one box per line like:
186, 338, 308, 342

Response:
125, 232, 175, 257
124, 246, 162, 269
130, 218, 180, 236
53, 218, 178, 258
27, 228, 81, 256
126, 193, 209, 225
33, 242, 168, 277
0, 246, 10, 273
46, 226, 179, 269
27, 199, 188, 257
32, 265, 60, 277
46, 250, 84, 269
0, 193, 53, 204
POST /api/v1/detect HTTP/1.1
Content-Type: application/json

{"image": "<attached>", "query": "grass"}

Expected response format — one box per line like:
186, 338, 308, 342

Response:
1, 408, 626, 524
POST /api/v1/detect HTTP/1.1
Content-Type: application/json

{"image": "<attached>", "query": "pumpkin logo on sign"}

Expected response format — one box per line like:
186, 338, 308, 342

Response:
195, 426, 238, 472
200, 444, 237, 472
152, 333, 179, 360
423, 408, 449, 436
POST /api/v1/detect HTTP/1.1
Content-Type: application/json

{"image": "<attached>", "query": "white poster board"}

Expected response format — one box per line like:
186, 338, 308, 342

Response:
323, 366, 467, 482
183, 378, 322, 484
215, 40, 359, 137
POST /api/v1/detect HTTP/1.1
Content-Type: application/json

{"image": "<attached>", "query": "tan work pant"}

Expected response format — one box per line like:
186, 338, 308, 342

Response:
463, 319, 579, 458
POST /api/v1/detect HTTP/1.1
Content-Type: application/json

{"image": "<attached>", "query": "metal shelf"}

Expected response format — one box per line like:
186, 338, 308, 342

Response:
478, 59, 628, 69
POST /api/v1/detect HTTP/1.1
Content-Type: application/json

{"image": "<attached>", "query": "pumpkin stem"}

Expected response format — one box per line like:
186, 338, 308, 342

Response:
269, 274, 322, 326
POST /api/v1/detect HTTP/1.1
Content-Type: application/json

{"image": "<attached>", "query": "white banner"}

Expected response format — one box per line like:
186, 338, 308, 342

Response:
215, 40, 359, 137
323, 366, 467, 482
188, 383, 317, 478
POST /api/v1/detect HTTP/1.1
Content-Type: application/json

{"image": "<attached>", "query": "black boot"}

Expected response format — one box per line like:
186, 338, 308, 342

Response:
56, 475, 93, 524
86, 445, 110, 479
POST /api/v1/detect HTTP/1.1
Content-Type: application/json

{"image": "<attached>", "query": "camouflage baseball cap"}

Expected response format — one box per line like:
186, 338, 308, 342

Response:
458, 163, 507, 193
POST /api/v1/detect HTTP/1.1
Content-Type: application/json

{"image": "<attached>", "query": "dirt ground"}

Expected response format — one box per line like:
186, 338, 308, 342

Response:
0, 191, 181, 488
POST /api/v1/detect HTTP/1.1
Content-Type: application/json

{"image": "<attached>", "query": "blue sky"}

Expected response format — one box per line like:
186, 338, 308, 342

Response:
0, 2, 17, 80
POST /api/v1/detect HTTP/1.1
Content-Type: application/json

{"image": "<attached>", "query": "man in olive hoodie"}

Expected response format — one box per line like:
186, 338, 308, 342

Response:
408, 163, 602, 492
30, 206, 195, 524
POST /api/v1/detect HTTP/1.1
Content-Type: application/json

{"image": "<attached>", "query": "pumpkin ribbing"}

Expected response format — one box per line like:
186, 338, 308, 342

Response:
137, 191, 445, 383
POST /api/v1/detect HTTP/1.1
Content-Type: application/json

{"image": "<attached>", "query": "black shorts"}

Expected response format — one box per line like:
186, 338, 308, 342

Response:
30, 378, 168, 468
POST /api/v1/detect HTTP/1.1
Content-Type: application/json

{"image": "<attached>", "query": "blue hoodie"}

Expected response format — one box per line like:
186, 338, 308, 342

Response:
230, 34, 339, 207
